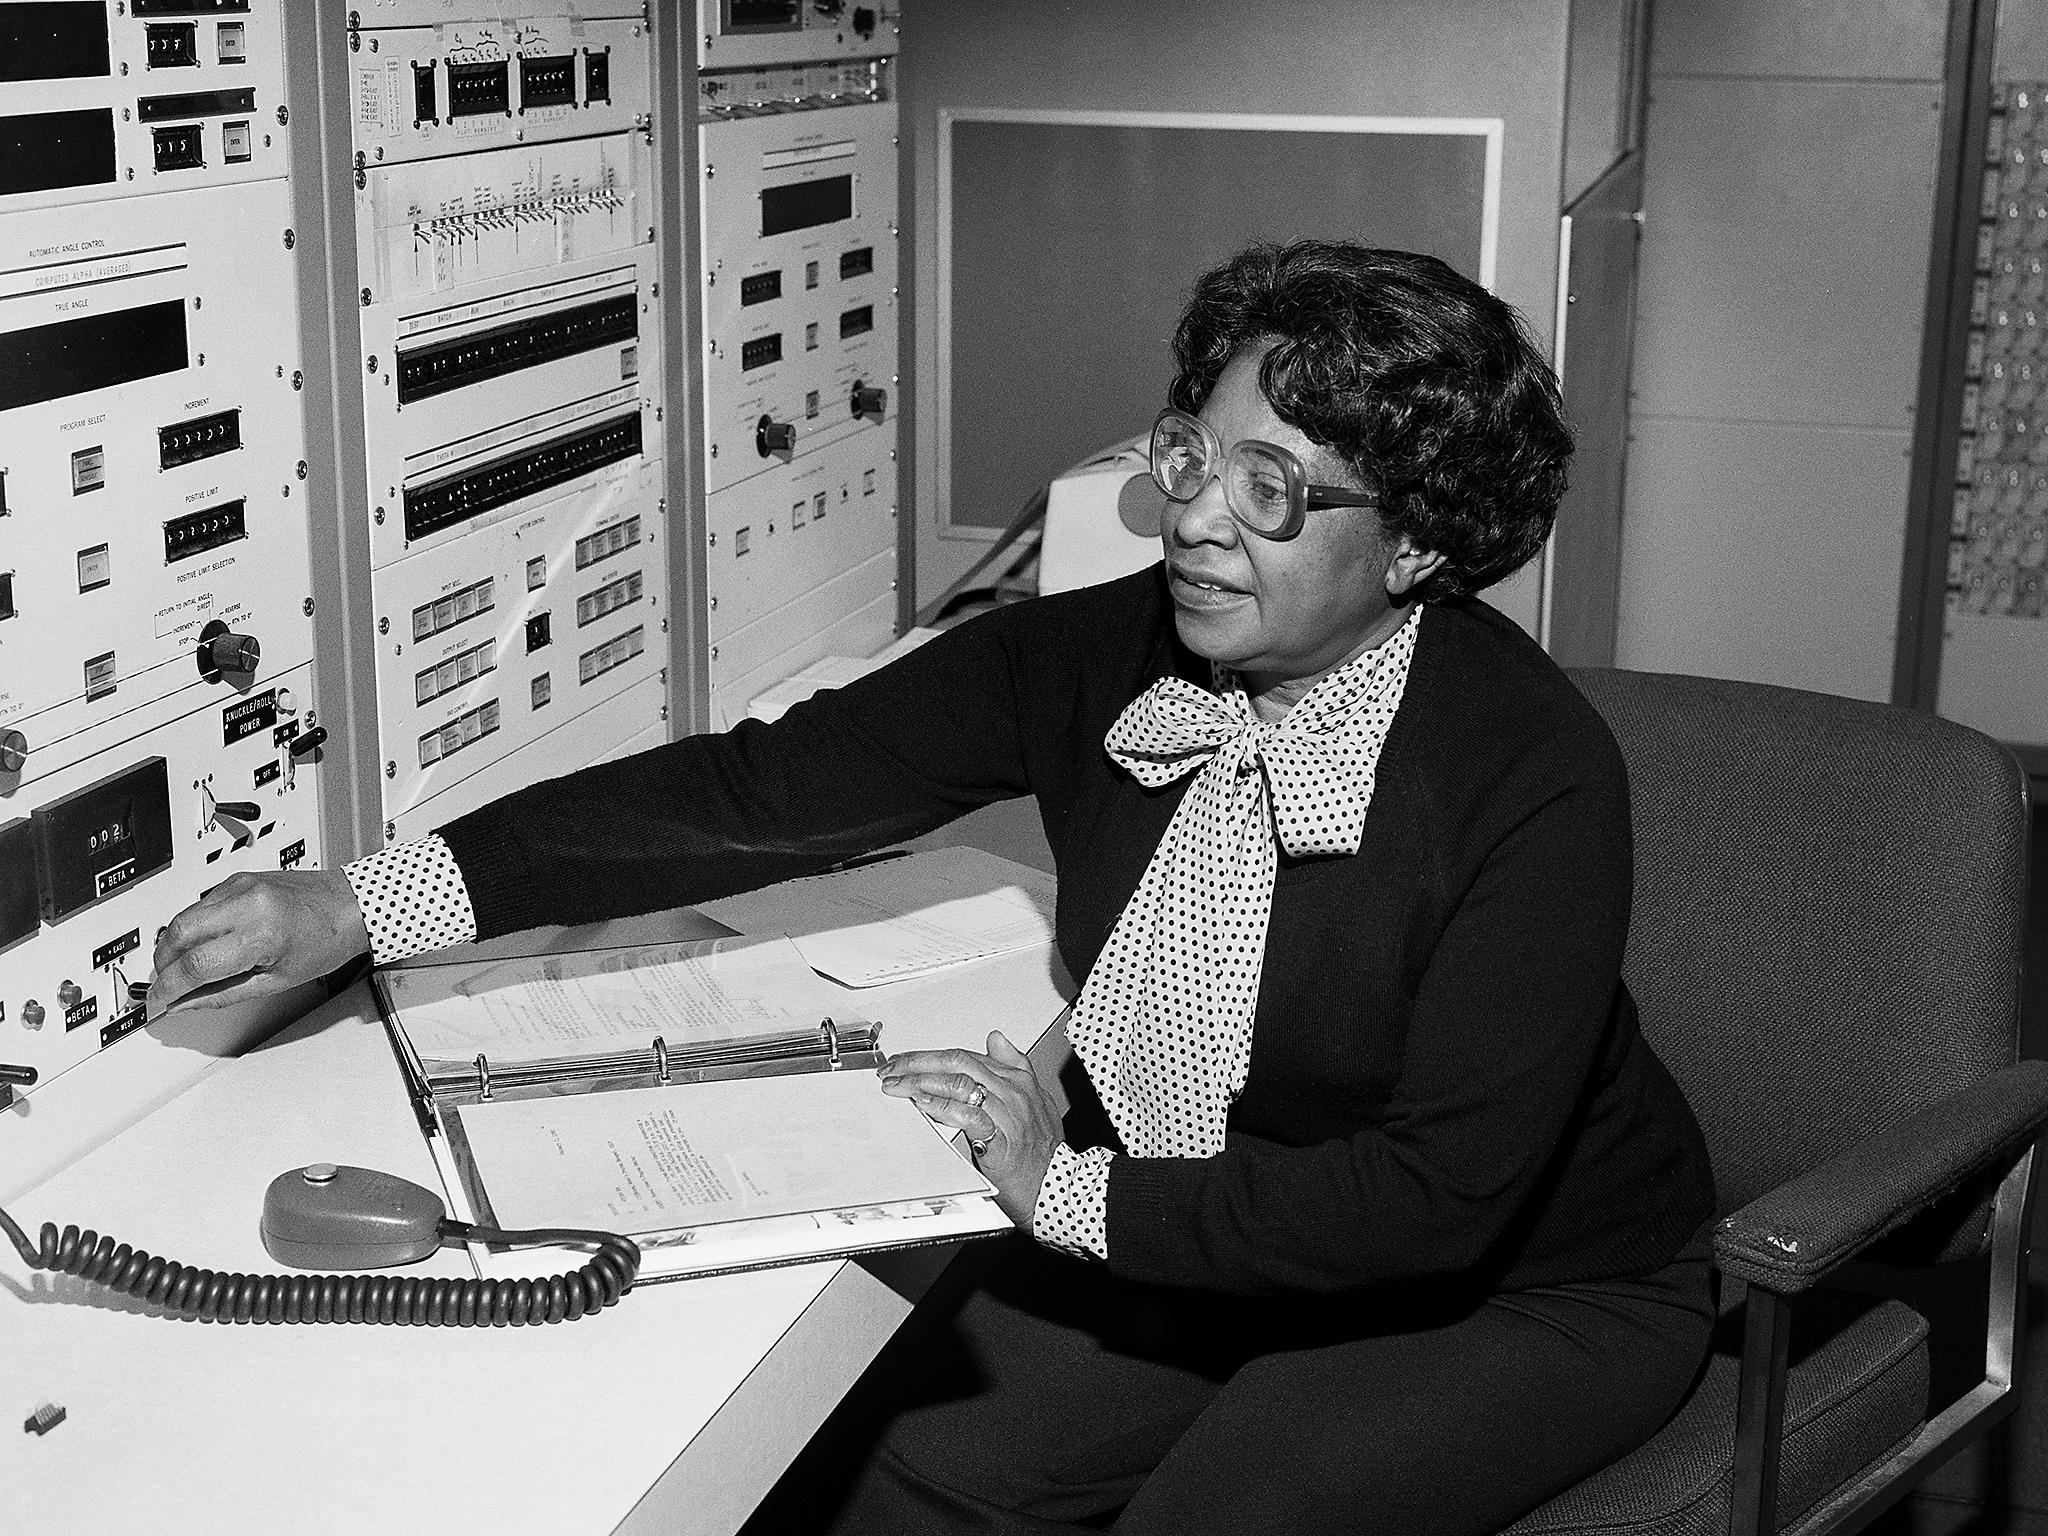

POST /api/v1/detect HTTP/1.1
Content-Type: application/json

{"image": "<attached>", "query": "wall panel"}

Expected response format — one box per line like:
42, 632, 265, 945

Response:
1617, 417, 1912, 701
1629, 78, 1942, 429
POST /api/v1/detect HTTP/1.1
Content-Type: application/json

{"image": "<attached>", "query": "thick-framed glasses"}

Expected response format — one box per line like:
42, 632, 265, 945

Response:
1148, 408, 1377, 541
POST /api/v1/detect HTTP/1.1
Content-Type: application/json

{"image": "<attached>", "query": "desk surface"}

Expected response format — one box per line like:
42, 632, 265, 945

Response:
0, 897, 1068, 1534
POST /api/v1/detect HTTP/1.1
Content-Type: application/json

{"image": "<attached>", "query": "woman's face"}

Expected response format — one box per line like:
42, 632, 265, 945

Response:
1160, 346, 1438, 718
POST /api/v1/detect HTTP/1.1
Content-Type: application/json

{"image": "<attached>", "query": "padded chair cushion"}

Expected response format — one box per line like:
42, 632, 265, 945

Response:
1565, 670, 2029, 1234
1502, 1298, 1929, 1536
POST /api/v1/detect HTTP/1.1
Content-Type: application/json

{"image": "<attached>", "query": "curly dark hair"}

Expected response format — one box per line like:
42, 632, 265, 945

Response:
1167, 241, 1571, 601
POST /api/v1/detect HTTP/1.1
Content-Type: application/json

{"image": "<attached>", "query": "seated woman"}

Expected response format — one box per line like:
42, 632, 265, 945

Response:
152, 240, 1715, 1536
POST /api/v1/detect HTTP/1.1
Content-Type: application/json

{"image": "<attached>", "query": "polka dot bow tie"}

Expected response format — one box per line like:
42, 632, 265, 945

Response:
1066, 609, 1420, 1158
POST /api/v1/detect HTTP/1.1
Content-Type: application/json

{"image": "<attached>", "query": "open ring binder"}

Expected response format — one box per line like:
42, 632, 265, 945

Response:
368, 932, 1010, 1284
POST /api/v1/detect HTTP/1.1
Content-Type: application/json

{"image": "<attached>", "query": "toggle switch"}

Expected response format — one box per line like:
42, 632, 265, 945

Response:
196, 620, 260, 682
287, 726, 328, 760
212, 800, 262, 823
755, 415, 796, 457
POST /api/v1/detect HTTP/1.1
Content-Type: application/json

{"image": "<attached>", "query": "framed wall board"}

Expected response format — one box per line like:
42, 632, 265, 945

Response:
931, 109, 1502, 538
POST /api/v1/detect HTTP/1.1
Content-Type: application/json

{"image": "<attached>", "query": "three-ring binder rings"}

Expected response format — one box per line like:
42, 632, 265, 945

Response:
373, 932, 1011, 1283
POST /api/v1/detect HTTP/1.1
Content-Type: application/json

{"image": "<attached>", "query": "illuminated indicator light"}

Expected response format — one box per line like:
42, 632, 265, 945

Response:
77, 544, 111, 592
71, 446, 105, 495
84, 651, 117, 701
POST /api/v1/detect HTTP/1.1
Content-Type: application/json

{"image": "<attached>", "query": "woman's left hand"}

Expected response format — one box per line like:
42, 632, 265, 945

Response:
880, 1031, 1064, 1227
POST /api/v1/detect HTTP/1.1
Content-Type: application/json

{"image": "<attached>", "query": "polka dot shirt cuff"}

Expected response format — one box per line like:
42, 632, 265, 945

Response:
1031, 1142, 1114, 1260
342, 834, 479, 965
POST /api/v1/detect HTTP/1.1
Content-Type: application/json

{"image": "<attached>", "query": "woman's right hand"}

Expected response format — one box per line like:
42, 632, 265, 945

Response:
148, 870, 372, 1016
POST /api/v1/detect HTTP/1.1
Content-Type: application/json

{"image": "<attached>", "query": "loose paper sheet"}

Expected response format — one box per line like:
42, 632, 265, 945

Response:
699, 845, 1057, 987
380, 933, 850, 1068
454, 1068, 989, 1234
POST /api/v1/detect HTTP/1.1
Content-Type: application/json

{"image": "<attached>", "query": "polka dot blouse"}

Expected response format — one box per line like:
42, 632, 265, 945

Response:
1036, 608, 1421, 1262
342, 834, 478, 963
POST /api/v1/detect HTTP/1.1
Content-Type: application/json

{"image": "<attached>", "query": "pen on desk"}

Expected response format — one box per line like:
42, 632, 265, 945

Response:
818, 848, 914, 875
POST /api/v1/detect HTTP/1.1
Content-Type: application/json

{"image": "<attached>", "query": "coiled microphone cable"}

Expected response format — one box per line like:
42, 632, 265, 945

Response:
0, 1178, 641, 1327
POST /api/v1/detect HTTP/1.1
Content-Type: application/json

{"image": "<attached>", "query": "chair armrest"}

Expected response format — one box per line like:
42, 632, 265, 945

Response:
1714, 1059, 2048, 1293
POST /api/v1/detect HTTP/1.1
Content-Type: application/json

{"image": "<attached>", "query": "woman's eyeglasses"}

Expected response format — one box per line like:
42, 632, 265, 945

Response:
1148, 408, 1377, 542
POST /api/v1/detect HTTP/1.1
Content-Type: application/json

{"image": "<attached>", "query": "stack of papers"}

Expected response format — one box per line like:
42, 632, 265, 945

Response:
700, 845, 1057, 987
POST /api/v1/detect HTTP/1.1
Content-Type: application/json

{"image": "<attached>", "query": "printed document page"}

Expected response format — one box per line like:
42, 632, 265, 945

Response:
699, 845, 1056, 987
380, 934, 850, 1068
454, 1069, 990, 1234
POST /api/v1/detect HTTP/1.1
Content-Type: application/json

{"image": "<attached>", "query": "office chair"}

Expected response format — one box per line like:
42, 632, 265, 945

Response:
1504, 670, 2048, 1536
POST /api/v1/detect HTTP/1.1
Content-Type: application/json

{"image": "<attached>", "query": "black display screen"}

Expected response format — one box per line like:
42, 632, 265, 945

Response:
0, 108, 115, 195
0, 300, 189, 413
0, 3, 110, 81
760, 174, 853, 237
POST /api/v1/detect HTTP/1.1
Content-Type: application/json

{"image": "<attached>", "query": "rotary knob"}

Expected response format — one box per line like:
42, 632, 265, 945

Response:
21, 1000, 45, 1031
850, 383, 887, 420
0, 729, 24, 774
197, 619, 260, 682
56, 980, 82, 1012
755, 415, 796, 457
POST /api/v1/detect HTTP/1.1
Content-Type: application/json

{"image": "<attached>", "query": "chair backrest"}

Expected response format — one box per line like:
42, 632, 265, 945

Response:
1568, 669, 2031, 1230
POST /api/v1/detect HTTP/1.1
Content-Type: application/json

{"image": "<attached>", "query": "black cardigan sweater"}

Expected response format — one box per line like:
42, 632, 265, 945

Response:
440, 567, 1715, 1299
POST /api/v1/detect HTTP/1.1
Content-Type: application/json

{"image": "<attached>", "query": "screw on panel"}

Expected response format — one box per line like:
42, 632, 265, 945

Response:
361, 288, 372, 306
367, 356, 378, 374
303, 598, 315, 617
296, 461, 308, 480
282, 229, 295, 249
291, 371, 303, 390
385, 823, 395, 842
276, 106, 289, 126
378, 617, 390, 634
374, 507, 385, 524
386, 762, 396, 778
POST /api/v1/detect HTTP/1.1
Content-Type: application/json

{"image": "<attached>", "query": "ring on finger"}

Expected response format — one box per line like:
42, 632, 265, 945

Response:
968, 1132, 993, 1155
965, 1083, 988, 1110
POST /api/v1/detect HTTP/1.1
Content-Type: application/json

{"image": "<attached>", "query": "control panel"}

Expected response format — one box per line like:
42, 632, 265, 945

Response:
1953, 82, 2048, 624
0, 0, 288, 213
348, 1, 669, 841
697, 32, 899, 727
0, 0, 322, 1104
1939, 79, 2048, 748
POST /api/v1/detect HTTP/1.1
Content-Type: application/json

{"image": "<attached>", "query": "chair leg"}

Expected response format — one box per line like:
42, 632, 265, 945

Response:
1731, 1286, 1792, 1536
